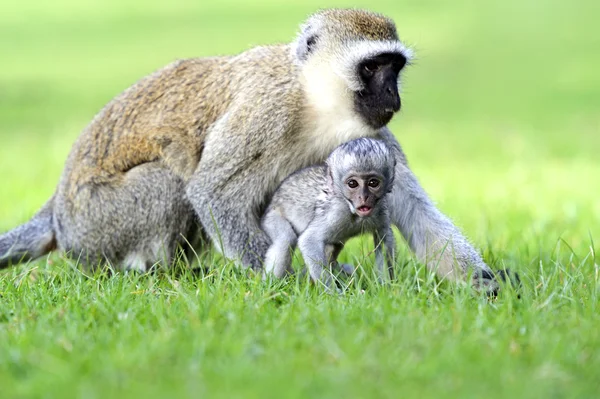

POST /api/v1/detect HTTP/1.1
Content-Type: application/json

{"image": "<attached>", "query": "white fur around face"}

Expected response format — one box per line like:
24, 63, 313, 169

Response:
298, 58, 377, 164
335, 40, 413, 91
295, 39, 412, 165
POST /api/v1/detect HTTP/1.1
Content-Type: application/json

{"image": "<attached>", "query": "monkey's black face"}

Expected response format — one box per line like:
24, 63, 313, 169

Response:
342, 172, 386, 218
354, 53, 406, 129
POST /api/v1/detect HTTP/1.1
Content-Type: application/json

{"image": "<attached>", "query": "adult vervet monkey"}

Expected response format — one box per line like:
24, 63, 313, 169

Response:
0, 9, 499, 290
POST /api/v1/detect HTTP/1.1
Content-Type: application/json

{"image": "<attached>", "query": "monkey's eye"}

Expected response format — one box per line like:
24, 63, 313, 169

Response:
347, 179, 359, 189
362, 61, 379, 76
368, 179, 380, 188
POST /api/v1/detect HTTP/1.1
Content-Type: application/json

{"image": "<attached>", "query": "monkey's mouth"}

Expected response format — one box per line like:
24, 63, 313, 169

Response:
356, 205, 373, 217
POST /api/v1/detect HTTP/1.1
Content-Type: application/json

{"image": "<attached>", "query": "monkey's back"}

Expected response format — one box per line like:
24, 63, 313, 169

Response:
44, 42, 307, 268
57, 57, 229, 193
56, 44, 301, 202
265, 165, 328, 233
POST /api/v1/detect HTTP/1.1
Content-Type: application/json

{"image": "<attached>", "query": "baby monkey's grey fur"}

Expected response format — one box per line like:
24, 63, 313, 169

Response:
263, 138, 396, 288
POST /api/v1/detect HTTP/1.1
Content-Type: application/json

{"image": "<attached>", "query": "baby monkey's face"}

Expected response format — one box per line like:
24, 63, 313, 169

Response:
341, 171, 386, 217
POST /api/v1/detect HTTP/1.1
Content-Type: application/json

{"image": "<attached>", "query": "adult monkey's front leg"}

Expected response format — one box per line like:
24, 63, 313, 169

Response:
377, 128, 497, 290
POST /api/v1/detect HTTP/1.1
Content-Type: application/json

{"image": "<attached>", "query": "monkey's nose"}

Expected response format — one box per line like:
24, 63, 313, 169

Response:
382, 83, 401, 112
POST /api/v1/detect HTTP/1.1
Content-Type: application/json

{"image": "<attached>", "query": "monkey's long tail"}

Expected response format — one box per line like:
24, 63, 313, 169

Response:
0, 197, 56, 269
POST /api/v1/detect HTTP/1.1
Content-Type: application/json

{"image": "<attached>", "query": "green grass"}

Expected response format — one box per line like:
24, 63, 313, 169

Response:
0, 0, 599, 397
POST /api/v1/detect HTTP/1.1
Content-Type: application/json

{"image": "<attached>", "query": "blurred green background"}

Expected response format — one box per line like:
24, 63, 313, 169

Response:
1, 0, 598, 262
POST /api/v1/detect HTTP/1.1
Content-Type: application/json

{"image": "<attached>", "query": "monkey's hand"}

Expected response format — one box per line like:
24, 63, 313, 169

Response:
377, 128, 504, 290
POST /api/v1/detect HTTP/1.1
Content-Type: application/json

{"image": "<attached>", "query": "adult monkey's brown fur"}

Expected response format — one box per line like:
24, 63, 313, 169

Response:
0, 9, 501, 290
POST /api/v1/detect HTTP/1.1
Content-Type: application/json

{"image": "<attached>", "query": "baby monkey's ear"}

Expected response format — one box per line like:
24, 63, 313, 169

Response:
325, 164, 335, 194
385, 158, 397, 194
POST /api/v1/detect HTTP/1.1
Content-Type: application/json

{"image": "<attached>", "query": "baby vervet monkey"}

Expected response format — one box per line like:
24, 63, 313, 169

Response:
262, 138, 396, 289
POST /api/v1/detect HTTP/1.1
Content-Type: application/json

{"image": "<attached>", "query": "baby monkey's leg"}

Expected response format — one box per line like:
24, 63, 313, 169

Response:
298, 231, 336, 291
262, 211, 297, 278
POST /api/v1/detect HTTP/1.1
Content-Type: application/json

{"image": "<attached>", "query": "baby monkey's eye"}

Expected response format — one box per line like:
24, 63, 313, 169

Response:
368, 179, 380, 188
347, 179, 359, 189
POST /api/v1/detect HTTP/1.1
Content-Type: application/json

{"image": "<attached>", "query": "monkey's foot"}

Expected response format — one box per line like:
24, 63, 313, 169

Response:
337, 263, 355, 276
473, 268, 521, 297
330, 262, 355, 276
262, 265, 298, 281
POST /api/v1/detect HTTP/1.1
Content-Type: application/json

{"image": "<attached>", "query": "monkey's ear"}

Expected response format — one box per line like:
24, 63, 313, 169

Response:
387, 161, 397, 193
305, 34, 318, 54
326, 165, 335, 193
293, 19, 320, 63
294, 34, 318, 62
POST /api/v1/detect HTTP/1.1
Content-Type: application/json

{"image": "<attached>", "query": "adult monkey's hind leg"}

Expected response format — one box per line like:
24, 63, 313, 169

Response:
54, 163, 198, 271
377, 128, 503, 292
185, 112, 275, 271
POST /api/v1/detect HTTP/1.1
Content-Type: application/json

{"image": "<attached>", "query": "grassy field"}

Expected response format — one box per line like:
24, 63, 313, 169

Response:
1, 0, 599, 397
